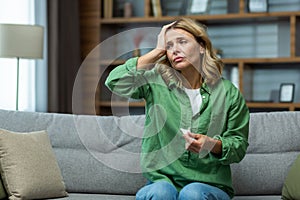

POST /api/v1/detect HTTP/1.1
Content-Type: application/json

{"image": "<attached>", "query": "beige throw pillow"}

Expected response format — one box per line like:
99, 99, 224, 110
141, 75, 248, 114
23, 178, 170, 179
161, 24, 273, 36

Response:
282, 154, 300, 200
0, 129, 68, 200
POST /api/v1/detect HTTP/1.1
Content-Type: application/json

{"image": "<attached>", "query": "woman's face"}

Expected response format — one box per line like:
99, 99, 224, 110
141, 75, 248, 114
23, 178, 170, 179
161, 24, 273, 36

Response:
165, 28, 204, 73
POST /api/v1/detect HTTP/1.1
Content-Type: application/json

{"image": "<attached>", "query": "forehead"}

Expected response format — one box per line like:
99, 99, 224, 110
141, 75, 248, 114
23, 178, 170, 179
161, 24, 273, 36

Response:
165, 28, 195, 41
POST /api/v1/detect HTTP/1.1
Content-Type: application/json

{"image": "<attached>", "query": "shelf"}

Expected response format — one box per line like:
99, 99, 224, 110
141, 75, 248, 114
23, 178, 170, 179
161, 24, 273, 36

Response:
100, 57, 300, 66
247, 102, 300, 111
97, 101, 145, 107
222, 57, 300, 64
100, 11, 300, 24
98, 101, 300, 112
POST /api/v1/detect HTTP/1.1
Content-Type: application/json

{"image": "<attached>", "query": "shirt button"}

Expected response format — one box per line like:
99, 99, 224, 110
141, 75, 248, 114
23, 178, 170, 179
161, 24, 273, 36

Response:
202, 96, 206, 99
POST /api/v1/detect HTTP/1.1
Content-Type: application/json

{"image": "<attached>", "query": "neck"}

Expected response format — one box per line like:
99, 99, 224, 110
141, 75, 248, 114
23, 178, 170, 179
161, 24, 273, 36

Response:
181, 70, 202, 89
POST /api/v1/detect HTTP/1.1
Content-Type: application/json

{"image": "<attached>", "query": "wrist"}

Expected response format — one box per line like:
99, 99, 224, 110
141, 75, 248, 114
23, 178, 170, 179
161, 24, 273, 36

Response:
153, 48, 166, 58
211, 138, 222, 155
137, 48, 165, 70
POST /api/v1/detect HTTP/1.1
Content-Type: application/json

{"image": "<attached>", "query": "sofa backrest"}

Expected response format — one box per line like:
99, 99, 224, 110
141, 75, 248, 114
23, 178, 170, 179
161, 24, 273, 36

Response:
231, 111, 300, 196
0, 109, 299, 196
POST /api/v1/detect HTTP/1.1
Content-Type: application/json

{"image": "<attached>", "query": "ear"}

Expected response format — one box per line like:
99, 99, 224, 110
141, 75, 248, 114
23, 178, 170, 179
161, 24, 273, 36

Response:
199, 44, 205, 54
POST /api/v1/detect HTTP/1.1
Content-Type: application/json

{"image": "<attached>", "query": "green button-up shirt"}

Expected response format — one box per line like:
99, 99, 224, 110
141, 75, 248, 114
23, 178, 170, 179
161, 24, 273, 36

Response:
105, 57, 249, 198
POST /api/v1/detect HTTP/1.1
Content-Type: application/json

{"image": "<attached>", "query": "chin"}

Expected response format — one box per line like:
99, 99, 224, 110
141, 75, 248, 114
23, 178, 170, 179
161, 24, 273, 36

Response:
172, 63, 189, 70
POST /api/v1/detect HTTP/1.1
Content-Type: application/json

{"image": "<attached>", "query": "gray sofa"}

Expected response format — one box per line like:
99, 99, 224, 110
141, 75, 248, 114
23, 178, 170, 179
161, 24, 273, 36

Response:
0, 109, 299, 200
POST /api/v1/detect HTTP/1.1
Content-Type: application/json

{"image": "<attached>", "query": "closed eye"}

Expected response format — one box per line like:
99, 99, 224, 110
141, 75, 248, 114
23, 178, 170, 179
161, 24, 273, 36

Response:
178, 39, 187, 44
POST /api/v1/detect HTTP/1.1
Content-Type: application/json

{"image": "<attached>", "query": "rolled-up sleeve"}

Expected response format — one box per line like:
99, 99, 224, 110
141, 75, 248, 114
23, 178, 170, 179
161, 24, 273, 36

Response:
214, 86, 249, 165
105, 57, 150, 99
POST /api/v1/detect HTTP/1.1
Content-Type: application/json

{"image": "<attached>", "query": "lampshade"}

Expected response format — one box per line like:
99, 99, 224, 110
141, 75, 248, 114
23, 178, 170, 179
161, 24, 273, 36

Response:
0, 24, 44, 59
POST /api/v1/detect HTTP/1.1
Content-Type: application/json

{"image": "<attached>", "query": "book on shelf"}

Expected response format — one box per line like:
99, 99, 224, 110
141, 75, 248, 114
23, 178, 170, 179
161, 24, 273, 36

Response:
151, 0, 162, 17
104, 0, 113, 18
230, 66, 239, 89
144, 0, 152, 17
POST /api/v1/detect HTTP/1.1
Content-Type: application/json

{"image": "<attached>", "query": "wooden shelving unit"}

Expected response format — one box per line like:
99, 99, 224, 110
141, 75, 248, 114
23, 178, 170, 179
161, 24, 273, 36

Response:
79, 0, 300, 115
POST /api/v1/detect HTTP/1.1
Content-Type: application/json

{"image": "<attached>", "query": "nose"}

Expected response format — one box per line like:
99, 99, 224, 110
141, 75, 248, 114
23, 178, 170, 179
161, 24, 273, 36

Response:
168, 44, 180, 54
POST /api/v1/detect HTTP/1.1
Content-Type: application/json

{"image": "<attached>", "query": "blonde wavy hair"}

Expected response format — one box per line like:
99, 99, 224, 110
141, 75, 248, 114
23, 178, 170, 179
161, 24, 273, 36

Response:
156, 17, 223, 87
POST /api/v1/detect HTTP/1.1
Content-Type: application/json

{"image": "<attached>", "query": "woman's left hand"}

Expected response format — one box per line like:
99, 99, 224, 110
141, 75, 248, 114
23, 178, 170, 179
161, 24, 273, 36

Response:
183, 132, 222, 155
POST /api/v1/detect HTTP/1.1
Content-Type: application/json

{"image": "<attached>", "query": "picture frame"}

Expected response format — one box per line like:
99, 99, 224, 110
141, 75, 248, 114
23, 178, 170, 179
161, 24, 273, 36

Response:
279, 83, 295, 103
187, 0, 211, 15
248, 0, 268, 13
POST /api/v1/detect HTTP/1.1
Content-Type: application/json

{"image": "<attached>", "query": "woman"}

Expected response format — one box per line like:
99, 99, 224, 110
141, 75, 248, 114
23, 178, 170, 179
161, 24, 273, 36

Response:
105, 17, 249, 200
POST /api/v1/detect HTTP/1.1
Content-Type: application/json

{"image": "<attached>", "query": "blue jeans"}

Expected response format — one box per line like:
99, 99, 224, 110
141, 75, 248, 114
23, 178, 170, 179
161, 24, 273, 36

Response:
135, 181, 231, 200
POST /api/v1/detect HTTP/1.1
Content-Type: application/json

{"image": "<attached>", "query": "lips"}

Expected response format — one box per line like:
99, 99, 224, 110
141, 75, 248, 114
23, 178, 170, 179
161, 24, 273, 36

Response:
174, 57, 184, 62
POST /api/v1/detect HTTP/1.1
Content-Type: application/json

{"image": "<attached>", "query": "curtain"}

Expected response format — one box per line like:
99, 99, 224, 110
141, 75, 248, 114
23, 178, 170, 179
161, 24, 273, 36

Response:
47, 0, 81, 113
35, 0, 48, 112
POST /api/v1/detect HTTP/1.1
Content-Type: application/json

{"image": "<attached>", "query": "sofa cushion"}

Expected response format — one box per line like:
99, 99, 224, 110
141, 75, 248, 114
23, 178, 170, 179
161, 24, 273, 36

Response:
247, 112, 300, 154
231, 152, 298, 195
282, 154, 300, 200
0, 129, 68, 200
53, 114, 147, 194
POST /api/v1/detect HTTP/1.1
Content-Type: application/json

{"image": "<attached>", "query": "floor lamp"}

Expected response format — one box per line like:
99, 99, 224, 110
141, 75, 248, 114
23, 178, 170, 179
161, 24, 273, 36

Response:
0, 24, 44, 110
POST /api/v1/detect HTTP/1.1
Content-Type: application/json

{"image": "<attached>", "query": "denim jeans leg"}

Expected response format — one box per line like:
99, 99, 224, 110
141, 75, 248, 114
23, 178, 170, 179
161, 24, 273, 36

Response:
135, 181, 178, 200
178, 182, 231, 200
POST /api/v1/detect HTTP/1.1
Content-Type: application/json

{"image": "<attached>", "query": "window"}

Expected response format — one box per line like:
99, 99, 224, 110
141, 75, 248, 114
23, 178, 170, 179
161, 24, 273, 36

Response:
0, 0, 44, 111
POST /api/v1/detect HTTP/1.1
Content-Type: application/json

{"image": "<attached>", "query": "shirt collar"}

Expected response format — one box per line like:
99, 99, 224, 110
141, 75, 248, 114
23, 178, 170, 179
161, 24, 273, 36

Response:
167, 79, 212, 95
201, 82, 211, 94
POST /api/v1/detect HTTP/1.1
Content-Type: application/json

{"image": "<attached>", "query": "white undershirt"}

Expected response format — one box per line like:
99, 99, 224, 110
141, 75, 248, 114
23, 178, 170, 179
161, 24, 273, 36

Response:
184, 87, 202, 116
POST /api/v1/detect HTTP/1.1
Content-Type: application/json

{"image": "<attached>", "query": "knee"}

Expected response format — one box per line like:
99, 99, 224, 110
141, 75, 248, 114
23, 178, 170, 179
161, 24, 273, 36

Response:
153, 182, 177, 199
179, 184, 204, 200
136, 181, 177, 200
179, 182, 230, 200
149, 181, 177, 200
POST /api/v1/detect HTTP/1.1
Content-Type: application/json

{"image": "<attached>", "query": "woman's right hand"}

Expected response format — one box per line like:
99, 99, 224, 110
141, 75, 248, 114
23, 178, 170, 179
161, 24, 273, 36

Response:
137, 21, 176, 70
156, 21, 176, 51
